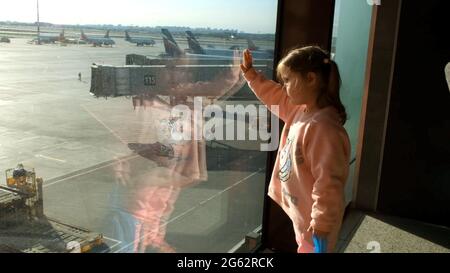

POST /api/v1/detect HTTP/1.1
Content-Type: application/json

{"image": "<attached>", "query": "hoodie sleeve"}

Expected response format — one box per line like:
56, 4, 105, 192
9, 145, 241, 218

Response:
243, 68, 300, 122
305, 121, 350, 233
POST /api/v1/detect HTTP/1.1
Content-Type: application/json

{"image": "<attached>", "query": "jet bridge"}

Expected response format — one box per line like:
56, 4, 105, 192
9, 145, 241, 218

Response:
90, 60, 273, 100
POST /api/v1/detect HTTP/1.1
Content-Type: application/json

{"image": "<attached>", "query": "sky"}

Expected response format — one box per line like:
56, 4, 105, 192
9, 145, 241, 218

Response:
0, 0, 278, 33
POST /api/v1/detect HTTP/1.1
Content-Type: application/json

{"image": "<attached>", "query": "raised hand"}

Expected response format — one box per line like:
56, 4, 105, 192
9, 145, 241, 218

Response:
240, 49, 253, 73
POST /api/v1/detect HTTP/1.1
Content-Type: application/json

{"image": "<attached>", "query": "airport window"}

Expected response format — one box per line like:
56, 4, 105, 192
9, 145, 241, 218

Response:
0, 0, 278, 253
331, 0, 374, 204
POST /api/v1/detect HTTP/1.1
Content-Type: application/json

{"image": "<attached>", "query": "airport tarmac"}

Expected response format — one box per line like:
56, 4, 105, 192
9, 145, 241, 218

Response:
0, 38, 269, 252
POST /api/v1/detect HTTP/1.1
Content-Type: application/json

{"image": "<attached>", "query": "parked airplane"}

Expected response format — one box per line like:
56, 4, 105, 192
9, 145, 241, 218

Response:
161, 29, 234, 60
125, 31, 155, 46
184, 30, 273, 60
161, 29, 241, 59
80, 30, 115, 47
30, 30, 65, 44
60, 36, 86, 45
51, 30, 86, 45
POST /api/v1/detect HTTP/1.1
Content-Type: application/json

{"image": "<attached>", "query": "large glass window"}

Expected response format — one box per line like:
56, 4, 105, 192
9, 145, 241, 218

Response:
0, 0, 278, 253
331, 0, 374, 204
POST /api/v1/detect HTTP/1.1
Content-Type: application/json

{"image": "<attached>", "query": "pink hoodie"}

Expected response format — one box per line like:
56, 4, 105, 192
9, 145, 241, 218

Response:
244, 68, 350, 252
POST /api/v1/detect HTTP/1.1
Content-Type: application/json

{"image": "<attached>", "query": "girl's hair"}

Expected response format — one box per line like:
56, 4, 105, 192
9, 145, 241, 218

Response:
277, 46, 347, 125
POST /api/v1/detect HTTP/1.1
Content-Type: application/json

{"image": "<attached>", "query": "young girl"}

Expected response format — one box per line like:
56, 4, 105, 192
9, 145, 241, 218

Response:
241, 46, 350, 253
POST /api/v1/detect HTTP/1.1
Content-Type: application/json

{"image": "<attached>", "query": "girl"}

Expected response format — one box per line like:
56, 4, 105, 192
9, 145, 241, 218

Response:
241, 46, 350, 253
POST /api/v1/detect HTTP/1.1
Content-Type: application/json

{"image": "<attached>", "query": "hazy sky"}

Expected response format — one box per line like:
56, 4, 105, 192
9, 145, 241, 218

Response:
0, 0, 278, 33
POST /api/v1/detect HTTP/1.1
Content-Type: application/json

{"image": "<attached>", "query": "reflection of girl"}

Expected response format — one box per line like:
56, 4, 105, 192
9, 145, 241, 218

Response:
110, 96, 207, 253
241, 46, 350, 253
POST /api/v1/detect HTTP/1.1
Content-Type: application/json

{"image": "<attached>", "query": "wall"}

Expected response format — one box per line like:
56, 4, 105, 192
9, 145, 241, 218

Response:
379, 0, 450, 227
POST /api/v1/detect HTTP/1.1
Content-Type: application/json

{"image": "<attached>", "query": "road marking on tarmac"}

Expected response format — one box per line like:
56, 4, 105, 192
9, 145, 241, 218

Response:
35, 154, 67, 163
81, 104, 127, 145
43, 154, 139, 188
101, 236, 123, 253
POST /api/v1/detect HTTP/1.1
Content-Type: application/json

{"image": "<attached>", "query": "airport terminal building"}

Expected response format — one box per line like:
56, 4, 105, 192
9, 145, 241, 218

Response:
0, 0, 449, 253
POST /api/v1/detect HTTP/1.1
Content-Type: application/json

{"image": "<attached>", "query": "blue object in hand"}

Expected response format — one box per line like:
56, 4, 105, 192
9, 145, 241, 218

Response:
313, 234, 328, 253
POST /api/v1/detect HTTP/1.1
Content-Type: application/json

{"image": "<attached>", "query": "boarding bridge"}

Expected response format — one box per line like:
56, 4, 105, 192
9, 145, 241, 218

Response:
90, 58, 273, 100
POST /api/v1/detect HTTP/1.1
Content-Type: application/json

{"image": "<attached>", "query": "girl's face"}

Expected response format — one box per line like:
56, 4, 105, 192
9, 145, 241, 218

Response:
280, 67, 319, 106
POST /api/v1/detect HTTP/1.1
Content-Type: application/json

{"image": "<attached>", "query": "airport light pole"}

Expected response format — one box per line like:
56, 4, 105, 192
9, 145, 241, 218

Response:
37, 0, 41, 45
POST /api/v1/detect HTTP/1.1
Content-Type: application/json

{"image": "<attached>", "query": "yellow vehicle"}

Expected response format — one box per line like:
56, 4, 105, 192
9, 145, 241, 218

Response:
6, 164, 32, 187
1, 164, 105, 253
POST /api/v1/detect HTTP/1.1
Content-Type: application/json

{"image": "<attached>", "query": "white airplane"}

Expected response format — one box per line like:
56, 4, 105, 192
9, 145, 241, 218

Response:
30, 30, 64, 44
125, 31, 155, 46
185, 30, 274, 60
80, 30, 115, 47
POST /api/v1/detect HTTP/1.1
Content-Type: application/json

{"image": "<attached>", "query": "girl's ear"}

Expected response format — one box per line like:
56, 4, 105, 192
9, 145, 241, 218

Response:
306, 72, 317, 85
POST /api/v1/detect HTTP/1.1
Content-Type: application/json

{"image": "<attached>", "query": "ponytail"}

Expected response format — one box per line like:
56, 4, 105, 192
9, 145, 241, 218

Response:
318, 59, 347, 125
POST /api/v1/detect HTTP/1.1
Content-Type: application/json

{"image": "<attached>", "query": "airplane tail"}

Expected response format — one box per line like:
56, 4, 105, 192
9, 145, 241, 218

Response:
161, 29, 177, 45
247, 38, 259, 51
125, 31, 131, 41
161, 29, 183, 57
185, 31, 205, 54
185, 31, 198, 43
162, 37, 184, 57
104, 30, 110, 38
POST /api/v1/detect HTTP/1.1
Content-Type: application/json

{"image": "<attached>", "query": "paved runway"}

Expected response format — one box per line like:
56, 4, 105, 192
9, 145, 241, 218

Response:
0, 38, 268, 252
